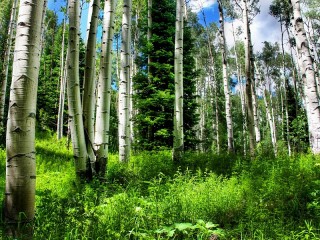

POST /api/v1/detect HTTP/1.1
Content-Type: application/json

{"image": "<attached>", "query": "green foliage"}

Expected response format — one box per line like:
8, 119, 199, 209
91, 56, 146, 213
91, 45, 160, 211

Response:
290, 109, 309, 153
38, 10, 65, 131
0, 0, 11, 67
133, 0, 199, 151
269, 0, 291, 28
155, 220, 224, 239
1, 131, 320, 239
0, 0, 12, 136
37, 10, 87, 134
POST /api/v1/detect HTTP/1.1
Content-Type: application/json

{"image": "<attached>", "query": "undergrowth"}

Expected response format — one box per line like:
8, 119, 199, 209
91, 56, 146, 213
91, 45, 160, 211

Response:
0, 131, 320, 239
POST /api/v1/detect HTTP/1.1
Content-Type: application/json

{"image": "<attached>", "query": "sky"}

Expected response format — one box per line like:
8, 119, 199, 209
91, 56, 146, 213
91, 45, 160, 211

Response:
48, 0, 89, 40
189, 0, 282, 53
47, 0, 282, 53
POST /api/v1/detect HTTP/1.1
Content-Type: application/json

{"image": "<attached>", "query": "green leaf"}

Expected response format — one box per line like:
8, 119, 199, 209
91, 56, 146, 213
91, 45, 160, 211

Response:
205, 222, 219, 229
174, 223, 193, 231
196, 219, 205, 225
167, 229, 175, 237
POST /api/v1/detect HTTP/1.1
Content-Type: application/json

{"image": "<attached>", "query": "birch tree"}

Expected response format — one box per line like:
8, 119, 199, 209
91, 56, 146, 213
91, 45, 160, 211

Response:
218, 0, 234, 153
198, 4, 220, 153
173, 0, 185, 161
0, 0, 18, 128
67, 0, 88, 177
5, 0, 45, 229
95, 0, 117, 175
255, 61, 277, 156
57, 14, 67, 140
242, 0, 256, 155
232, 24, 247, 155
119, 0, 132, 162
83, 0, 100, 170
290, 0, 320, 154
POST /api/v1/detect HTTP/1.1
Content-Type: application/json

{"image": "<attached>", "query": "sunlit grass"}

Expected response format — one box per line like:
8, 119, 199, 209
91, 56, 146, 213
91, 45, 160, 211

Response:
36, 132, 76, 199
1, 130, 320, 239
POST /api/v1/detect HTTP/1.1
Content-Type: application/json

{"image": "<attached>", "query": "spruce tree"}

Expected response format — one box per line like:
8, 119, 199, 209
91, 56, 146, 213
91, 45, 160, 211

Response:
134, 0, 198, 151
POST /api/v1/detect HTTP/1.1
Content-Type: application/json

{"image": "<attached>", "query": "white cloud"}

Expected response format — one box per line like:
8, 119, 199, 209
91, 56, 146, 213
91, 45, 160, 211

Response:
189, 0, 216, 13
224, 0, 283, 53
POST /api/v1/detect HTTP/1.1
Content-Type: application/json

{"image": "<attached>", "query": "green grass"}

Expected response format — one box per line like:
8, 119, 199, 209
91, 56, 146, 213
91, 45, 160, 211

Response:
2, 131, 320, 239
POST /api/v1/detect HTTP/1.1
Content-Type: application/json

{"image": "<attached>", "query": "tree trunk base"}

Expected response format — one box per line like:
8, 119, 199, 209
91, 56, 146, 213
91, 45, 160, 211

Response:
4, 220, 34, 240
172, 145, 184, 162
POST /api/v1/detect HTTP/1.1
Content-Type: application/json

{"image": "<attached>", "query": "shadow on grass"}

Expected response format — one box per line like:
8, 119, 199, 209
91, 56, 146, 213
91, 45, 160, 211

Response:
35, 145, 73, 172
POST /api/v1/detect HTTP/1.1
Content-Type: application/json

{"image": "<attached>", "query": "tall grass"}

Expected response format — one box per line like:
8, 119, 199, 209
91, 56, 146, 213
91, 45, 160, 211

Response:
2, 131, 320, 239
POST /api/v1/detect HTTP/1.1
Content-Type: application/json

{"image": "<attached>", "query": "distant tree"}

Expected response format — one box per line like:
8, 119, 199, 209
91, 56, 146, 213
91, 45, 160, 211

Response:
218, 0, 234, 153
38, 10, 60, 130
0, 0, 18, 130
134, 0, 199, 151
236, 0, 260, 155
57, 8, 68, 140
173, 0, 185, 161
270, 0, 292, 155
119, 0, 132, 162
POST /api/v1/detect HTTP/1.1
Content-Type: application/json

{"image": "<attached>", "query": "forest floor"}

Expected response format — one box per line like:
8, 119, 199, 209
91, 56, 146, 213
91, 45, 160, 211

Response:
0, 130, 320, 239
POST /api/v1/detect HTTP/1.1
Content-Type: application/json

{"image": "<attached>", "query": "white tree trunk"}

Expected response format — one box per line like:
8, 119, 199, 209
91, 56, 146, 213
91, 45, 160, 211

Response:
0, 0, 18, 127
242, 0, 256, 155
57, 17, 67, 140
67, 0, 88, 176
291, 0, 320, 154
85, 0, 94, 45
280, 18, 291, 155
218, 0, 234, 153
199, 6, 219, 153
83, 0, 100, 171
232, 22, 247, 155
130, 9, 141, 147
255, 63, 277, 155
173, 0, 184, 161
5, 0, 45, 224
95, 0, 117, 175
252, 69, 261, 143
119, 0, 132, 162
263, 87, 277, 156
305, 18, 320, 97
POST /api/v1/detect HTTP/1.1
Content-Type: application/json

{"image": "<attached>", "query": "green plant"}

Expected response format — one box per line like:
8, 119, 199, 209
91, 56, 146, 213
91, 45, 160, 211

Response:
155, 220, 224, 239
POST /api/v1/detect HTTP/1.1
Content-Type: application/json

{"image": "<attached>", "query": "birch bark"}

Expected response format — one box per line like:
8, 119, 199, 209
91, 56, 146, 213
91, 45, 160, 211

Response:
218, 0, 234, 153
95, 0, 117, 175
255, 63, 277, 156
242, 0, 256, 155
5, 0, 45, 224
119, 0, 132, 162
83, 0, 100, 170
199, 6, 219, 153
290, 0, 320, 154
57, 17, 67, 140
280, 16, 291, 155
173, 0, 184, 161
232, 22, 247, 155
67, 0, 88, 176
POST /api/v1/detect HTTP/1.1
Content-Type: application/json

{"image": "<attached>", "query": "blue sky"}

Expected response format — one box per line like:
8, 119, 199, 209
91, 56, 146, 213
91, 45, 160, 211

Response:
47, 0, 219, 42
48, 0, 90, 40
47, 0, 281, 52
197, 4, 219, 26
